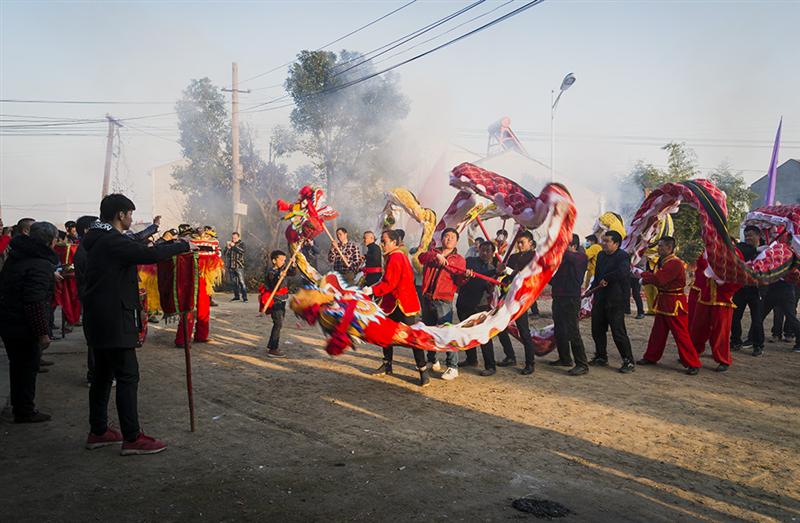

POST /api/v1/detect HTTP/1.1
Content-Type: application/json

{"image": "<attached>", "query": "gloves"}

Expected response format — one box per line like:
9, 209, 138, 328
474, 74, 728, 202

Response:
362, 286, 373, 296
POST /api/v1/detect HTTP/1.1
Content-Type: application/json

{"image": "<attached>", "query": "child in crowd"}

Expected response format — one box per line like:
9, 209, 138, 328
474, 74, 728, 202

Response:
261, 250, 295, 357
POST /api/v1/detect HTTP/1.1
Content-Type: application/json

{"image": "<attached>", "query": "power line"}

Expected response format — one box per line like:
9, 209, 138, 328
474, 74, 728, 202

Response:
246, 0, 545, 114
123, 122, 182, 144
372, 0, 516, 67
332, 0, 487, 79
239, 0, 419, 86
457, 129, 800, 146
0, 98, 177, 105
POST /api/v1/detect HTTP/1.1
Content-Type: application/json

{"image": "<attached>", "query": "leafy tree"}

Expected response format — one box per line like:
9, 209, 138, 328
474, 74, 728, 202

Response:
172, 78, 231, 225
708, 162, 758, 237
173, 79, 320, 279
284, 49, 410, 207
624, 143, 754, 262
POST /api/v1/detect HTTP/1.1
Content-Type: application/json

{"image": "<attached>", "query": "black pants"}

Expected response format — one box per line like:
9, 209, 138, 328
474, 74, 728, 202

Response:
529, 301, 540, 316
763, 286, 800, 340
1, 335, 40, 418
89, 348, 140, 441
732, 288, 764, 347
787, 293, 800, 337
83, 318, 95, 381
457, 303, 497, 370
627, 277, 644, 315
497, 313, 536, 366
87, 346, 95, 382
268, 302, 285, 350
553, 296, 588, 368
383, 309, 427, 369
591, 303, 633, 362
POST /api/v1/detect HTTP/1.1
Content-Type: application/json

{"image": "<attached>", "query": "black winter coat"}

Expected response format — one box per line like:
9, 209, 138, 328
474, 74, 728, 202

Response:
550, 250, 588, 298
0, 235, 57, 339
74, 242, 88, 301
82, 223, 189, 349
593, 248, 631, 308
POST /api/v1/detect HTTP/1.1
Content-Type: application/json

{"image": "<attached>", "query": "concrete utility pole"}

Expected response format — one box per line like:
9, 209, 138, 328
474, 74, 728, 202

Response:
102, 114, 123, 198
222, 63, 250, 234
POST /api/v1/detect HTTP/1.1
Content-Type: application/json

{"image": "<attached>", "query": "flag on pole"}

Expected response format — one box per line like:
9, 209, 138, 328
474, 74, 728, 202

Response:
765, 117, 783, 206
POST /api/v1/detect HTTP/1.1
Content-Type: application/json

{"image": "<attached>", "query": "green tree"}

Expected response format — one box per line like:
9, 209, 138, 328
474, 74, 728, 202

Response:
624, 143, 758, 262
625, 143, 701, 261
284, 49, 410, 206
708, 162, 758, 237
172, 78, 231, 225
173, 79, 320, 278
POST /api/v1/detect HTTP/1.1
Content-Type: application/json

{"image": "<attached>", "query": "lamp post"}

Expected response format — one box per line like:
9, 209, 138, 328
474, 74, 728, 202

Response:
550, 72, 576, 182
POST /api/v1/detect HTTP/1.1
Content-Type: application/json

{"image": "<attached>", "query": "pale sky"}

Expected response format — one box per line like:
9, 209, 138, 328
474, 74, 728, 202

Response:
1, 0, 798, 227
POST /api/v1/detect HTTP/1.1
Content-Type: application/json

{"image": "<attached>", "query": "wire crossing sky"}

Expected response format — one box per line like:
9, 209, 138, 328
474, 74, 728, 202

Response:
1, 0, 798, 225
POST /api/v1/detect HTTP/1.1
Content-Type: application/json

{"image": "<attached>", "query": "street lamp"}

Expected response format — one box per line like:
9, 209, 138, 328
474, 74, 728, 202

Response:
550, 72, 576, 182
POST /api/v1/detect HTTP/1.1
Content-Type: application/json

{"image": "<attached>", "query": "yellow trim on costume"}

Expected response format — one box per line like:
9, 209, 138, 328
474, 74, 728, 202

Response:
653, 299, 686, 317
697, 279, 735, 308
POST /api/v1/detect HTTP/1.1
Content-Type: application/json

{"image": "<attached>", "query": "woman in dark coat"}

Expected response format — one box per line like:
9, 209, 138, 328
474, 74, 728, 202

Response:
0, 222, 59, 423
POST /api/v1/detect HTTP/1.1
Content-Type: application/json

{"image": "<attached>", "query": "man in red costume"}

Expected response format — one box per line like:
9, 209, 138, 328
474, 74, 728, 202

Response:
689, 252, 741, 372
637, 237, 702, 375
363, 229, 431, 387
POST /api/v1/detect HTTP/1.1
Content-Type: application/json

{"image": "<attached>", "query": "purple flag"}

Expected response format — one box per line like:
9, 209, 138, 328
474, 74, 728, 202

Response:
765, 117, 782, 206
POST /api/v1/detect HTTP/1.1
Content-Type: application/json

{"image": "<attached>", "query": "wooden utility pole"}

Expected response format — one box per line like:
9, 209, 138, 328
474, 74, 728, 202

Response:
222, 63, 250, 234
101, 114, 123, 198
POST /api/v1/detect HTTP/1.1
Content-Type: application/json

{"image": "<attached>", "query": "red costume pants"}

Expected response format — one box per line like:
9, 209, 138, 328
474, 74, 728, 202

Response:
175, 277, 210, 345
642, 313, 702, 368
689, 303, 733, 366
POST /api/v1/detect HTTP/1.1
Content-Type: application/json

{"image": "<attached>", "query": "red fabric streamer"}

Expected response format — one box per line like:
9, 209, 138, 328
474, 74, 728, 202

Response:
325, 299, 359, 356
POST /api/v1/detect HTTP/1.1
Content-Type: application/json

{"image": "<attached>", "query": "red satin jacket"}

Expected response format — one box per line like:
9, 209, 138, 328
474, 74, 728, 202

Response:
418, 247, 466, 301
642, 254, 687, 316
691, 255, 740, 308
371, 249, 421, 316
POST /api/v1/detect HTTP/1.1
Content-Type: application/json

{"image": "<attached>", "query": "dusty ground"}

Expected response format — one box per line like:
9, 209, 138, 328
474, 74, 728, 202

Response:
1, 292, 799, 522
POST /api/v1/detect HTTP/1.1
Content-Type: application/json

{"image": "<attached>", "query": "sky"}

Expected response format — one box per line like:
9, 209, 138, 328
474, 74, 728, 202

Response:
1, 0, 798, 228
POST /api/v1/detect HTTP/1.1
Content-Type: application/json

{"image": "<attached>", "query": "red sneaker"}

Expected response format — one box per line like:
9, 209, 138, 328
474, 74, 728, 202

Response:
85, 427, 123, 449
120, 432, 167, 456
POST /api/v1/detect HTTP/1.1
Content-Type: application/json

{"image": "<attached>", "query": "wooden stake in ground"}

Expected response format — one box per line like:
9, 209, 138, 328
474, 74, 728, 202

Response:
321, 222, 351, 268
181, 311, 196, 432
261, 247, 301, 314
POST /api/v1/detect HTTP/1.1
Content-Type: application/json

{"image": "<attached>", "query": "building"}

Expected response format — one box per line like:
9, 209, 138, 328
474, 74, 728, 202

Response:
749, 159, 800, 207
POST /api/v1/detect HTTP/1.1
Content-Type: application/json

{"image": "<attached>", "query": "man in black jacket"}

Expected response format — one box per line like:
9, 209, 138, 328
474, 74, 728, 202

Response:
731, 226, 765, 355
74, 214, 98, 385
549, 234, 590, 375
495, 230, 538, 375
82, 194, 193, 455
456, 241, 499, 374
590, 230, 635, 373
0, 222, 59, 422
361, 231, 382, 286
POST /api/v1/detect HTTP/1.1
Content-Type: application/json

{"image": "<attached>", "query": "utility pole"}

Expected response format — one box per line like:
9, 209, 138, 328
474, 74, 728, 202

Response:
222, 63, 250, 234
102, 114, 123, 198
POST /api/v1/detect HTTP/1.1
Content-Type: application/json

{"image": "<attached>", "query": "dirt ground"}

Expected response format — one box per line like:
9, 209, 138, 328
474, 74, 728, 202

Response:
1, 292, 798, 522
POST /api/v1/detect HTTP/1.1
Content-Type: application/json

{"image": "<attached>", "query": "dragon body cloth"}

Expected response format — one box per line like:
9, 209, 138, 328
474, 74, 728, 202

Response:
289, 162, 576, 354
